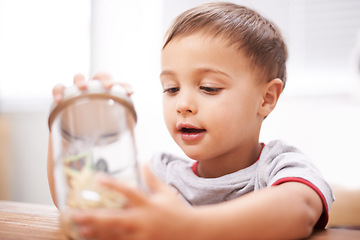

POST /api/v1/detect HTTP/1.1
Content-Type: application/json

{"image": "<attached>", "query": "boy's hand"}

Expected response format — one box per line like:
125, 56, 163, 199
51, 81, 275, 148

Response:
68, 165, 194, 240
52, 72, 134, 103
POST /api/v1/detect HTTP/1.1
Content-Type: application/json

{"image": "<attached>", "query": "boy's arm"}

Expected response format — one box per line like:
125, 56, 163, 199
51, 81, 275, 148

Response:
193, 181, 323, 240
72, 168, 323, 240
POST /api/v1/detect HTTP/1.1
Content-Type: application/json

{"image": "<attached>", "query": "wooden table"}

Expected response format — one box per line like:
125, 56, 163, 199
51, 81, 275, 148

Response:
0, 201, 65, 240
1, 200, 360, 239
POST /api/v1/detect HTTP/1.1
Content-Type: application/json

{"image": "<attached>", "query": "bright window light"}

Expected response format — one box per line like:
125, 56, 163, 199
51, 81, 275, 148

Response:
0, 0, 91, 109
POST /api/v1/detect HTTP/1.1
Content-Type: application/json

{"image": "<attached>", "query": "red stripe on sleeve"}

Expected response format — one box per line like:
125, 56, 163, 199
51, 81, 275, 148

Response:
272, 177, 329, 229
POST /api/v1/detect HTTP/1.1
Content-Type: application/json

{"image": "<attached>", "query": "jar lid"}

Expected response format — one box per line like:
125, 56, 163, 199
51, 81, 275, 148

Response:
48, 81, 137, 130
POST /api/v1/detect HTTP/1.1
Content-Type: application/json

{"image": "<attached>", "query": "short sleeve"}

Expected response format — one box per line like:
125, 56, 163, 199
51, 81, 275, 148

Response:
258, 140, 335, 228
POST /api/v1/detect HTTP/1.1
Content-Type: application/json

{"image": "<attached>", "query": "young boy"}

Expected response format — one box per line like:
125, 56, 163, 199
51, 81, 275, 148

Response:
48, 2, 334, 239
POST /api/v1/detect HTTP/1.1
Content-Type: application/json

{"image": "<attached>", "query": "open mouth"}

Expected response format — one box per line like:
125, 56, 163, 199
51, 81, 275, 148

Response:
180, 127, 206, 133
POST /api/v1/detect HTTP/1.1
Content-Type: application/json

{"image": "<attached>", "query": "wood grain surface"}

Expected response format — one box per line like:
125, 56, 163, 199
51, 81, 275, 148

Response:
1, 200, 360, 240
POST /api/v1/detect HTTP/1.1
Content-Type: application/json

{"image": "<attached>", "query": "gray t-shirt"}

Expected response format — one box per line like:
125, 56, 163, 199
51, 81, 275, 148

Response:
150, 140, 334, 228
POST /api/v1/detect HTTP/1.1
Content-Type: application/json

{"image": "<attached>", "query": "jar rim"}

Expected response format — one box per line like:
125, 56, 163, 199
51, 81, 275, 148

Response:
48, 92, 137, 131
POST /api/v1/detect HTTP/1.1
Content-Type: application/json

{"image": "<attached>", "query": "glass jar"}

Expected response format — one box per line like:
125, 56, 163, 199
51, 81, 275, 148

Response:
48, 81, 138, 238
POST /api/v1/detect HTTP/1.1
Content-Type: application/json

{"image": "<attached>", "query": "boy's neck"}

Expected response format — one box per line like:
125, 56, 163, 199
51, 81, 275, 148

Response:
196, 142, 264, 178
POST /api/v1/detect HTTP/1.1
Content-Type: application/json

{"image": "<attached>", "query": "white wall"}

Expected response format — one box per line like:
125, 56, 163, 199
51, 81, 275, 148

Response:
260, 94, 360, 189
4, 111, 53, 204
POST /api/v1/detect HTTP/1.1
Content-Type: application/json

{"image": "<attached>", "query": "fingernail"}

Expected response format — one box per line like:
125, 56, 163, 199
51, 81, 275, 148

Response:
126, 86, 134, 96
78, 81, 87, 90
54, 93, 62, 102
72, 209, 86, 222
96, 173, 111, 184
78, 225, 92, 238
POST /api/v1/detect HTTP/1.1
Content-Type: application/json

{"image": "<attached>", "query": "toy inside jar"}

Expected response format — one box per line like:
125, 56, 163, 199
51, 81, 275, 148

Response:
48, 81, 139, 213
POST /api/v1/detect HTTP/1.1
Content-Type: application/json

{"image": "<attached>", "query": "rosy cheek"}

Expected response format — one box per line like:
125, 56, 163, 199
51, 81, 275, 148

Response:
163, 113, 173, 131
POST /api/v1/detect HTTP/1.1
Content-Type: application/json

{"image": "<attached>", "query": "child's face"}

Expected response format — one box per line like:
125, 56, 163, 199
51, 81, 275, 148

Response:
160, 33, 266, 162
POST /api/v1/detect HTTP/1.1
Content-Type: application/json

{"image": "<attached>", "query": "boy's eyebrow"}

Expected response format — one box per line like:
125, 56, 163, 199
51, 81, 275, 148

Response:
195, 67, 231, 77
160, 70, 175, 78
160, 68, 231, 78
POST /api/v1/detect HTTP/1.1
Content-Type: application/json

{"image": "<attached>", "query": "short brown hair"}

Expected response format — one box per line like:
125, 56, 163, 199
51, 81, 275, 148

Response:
163, 2, 288, 88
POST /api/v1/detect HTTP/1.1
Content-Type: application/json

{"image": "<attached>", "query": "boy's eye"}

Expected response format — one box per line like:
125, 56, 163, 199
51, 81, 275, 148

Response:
163, 87, 180, 94
200, 86, 222, 94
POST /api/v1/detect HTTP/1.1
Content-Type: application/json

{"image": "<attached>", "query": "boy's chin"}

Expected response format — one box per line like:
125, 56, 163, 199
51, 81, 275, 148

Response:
181, 148, 207, 161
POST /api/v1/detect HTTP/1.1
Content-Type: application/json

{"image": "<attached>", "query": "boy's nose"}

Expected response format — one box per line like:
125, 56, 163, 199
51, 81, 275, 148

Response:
177, 107, 193, 114
176, 93, 196, 114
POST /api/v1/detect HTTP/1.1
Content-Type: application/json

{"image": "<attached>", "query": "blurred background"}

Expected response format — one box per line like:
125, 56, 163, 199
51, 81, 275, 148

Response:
0, 0, 360, 205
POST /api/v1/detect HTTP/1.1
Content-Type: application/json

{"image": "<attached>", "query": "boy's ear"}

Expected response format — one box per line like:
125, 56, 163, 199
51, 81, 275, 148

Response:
258, 78, 283, 118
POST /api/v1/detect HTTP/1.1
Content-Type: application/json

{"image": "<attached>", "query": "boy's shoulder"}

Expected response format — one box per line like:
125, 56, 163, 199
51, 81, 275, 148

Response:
259, 140, 334, 228
259, 139, 313, 168
150, 152, 193, 168
149, 152, 194, 181
258, 139, 317, 180
262, 139, 303, 156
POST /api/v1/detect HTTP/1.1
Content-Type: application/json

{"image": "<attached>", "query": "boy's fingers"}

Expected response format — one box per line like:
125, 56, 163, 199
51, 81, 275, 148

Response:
54, 72, 133, 103
91, 72, 134, 95
143, 164, 169, 194
97, 175, 146, 206
91, 72, 114, 89
52, 84, 65, 103
91, 71, 112, 81
71, 209, 138, 239
73, 73, 87, 90
113, 82, 134, 96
